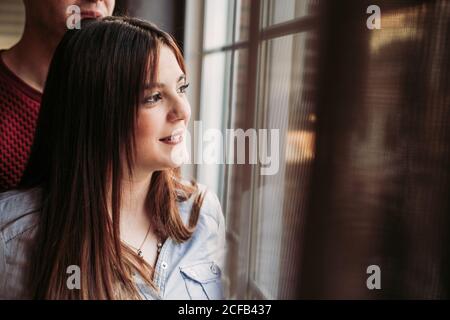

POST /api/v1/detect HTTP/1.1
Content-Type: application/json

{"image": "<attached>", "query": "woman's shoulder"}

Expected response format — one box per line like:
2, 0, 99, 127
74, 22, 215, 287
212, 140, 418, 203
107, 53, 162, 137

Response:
0, 188, 42, 299
0, 187, 42, 241
176, 181, 224, 228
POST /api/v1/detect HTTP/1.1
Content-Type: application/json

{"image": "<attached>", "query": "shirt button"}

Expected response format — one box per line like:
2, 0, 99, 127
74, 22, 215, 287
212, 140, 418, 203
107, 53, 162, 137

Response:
210, 263, 219, 274
161, 262, 168, 270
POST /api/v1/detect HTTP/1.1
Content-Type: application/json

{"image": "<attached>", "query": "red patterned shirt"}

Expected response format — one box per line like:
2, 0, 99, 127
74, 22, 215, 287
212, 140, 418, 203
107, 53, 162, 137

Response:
0, 51, 42, 192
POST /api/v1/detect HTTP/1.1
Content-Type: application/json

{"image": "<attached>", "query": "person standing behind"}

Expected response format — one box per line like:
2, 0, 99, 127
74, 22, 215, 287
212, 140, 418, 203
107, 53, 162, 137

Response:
0, 0, 115, 192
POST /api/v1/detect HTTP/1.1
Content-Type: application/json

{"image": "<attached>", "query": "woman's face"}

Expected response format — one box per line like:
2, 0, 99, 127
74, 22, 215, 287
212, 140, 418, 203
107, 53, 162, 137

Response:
134, 45, 191, 175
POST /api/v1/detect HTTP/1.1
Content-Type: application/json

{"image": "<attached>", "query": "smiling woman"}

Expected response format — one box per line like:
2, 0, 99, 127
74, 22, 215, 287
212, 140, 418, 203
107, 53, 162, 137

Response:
136, 45, 192, 172
0, 17, 225, 300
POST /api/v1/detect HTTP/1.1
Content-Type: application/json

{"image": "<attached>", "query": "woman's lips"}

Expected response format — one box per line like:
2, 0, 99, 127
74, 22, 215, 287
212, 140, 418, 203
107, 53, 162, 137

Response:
159, 134, 183, 145
159, 128, 185, 143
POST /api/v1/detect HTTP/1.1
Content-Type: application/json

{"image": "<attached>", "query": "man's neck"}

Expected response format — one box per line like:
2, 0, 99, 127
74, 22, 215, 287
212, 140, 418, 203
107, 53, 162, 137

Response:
2, 22, 61, 93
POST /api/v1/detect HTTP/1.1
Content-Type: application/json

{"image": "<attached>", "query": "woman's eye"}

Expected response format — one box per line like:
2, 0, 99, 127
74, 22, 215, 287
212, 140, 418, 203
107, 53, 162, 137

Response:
178, 83, 190, 94
145, 93, 162, 105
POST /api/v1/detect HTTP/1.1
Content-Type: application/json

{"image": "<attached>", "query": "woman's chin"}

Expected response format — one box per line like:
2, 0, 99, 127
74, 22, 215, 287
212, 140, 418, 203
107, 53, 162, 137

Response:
168, 145, 189, 167
153, 160, 184, 171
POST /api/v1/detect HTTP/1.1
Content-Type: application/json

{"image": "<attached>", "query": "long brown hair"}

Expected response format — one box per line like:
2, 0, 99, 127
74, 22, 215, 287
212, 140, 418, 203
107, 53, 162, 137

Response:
20, 17, 204, 299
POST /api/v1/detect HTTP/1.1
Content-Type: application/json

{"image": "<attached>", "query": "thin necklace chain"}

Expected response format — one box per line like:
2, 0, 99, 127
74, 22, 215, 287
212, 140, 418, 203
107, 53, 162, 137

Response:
138, 225, 152, 251
125, 224, 163, 258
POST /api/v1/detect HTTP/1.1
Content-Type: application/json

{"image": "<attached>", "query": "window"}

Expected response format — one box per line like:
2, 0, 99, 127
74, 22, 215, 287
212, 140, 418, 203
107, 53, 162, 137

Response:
251, 31, 317, 299
185, 0, 321, 299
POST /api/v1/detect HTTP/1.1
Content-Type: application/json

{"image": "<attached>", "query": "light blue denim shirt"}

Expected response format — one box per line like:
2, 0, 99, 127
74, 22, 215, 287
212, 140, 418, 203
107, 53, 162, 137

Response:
0, 183, 226, 300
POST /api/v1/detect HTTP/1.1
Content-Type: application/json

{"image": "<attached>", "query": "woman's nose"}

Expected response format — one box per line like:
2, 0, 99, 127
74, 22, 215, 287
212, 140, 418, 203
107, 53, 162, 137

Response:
168, 97, 191, 123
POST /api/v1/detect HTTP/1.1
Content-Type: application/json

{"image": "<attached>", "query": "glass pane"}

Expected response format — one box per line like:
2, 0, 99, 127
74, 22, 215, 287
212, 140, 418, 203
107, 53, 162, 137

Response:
203, 0, 235, 50
251, 31, 318, 299
262, 0, 320, 27
223, 48, 249, 298
225, 49, 249, 233
196, 52, 231, 196
235, 0, 251, 42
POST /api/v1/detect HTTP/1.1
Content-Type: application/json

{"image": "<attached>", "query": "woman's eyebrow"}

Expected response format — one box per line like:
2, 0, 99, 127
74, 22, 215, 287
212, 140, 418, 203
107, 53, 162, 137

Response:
145, 75, 186, 89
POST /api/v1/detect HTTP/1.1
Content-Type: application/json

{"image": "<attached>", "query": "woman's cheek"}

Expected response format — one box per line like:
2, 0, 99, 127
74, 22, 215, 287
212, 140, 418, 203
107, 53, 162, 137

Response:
135, 112, 158, 151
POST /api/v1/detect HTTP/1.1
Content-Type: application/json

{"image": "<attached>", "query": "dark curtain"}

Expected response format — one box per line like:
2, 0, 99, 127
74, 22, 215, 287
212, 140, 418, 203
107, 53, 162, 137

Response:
115, 0, 186, 45
298, 0, 450, 299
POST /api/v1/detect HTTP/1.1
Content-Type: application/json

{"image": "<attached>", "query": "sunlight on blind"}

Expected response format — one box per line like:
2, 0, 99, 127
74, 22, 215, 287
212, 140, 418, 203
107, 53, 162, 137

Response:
0, 0, 24, 49
252, 31, 317, 299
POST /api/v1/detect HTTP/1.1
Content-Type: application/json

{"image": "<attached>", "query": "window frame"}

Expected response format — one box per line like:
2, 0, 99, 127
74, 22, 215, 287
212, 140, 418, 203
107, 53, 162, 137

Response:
185, 0, 320, 299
